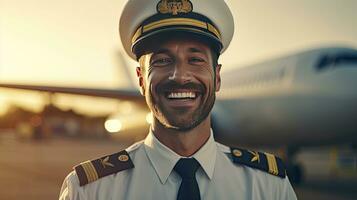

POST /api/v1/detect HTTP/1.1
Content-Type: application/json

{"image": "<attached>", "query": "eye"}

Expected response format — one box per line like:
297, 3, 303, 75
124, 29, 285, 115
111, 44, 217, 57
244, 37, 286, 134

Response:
189, 57, 206, 64
151, 57, 173, 66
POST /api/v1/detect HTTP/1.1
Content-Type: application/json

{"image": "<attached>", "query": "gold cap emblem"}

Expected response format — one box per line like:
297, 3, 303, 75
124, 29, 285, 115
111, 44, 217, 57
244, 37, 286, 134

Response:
157, 0, 193, 15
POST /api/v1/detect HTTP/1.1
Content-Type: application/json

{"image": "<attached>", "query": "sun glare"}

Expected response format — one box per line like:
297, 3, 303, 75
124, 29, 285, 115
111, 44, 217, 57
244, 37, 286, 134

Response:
104, 119, 122, 133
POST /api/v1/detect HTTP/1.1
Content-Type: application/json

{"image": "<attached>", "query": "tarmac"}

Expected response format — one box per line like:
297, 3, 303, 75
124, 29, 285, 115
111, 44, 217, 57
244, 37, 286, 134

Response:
0, 131, 356, 200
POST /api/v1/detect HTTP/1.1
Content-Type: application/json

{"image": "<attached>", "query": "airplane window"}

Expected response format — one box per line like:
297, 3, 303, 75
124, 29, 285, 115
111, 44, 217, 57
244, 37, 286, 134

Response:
316, 53, 357, 70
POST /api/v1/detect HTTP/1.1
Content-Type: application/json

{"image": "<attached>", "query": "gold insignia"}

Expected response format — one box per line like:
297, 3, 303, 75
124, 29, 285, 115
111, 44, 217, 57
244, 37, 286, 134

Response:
232, 149, 242, 157
248, 150, 260, 163
81, 161, 99, 182
100, 156, 114, 168
157, 0, 193, 15
118, 154, 129, 162
264, 153, 279, 175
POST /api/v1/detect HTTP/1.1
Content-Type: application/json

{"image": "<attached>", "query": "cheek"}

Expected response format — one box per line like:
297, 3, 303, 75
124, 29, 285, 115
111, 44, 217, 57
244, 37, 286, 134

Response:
145, 77, 156, 96
194, 66, 215, 87
146, 70, 166, 95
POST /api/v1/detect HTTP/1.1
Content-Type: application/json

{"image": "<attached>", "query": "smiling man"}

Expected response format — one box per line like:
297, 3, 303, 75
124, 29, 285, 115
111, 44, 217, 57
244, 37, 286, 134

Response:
136, 36, 221, 158
59, 0, 297, 199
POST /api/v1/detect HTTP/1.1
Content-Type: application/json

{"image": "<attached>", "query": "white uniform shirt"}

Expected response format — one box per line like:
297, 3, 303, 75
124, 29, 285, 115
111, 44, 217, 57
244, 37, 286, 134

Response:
59, 131, 297, 200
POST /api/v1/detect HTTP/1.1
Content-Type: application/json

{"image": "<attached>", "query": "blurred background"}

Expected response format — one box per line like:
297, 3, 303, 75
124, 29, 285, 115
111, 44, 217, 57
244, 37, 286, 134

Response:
1, 0, 357, 199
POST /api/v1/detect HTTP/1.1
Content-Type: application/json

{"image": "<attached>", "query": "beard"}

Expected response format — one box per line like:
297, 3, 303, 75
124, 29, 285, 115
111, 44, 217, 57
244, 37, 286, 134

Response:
146, 80, 216, 131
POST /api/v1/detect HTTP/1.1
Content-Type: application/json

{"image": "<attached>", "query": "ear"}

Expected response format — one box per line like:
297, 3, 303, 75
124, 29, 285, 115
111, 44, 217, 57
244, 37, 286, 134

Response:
136, 67, 145, 95
215, 64, 222, 92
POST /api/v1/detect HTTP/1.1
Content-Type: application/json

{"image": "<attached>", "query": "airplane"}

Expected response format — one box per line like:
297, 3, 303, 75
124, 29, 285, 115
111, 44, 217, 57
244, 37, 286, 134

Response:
1, 45, 357, 183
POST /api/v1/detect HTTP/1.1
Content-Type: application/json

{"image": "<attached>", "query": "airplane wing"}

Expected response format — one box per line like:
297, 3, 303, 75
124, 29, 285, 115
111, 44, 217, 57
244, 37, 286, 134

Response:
0, 83, 145, 104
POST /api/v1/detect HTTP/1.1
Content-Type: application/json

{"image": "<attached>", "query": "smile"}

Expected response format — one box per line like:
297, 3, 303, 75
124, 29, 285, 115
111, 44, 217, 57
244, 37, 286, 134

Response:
166, 92, 197, 99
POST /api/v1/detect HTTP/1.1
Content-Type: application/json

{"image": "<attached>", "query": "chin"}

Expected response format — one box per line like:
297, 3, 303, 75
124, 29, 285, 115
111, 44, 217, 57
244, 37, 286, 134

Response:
161, 113, 208, 132
164, 122, 198, 132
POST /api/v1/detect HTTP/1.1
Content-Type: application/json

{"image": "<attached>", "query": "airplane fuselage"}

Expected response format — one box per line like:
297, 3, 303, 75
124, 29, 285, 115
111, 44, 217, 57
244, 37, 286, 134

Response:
213, 47, 357, 147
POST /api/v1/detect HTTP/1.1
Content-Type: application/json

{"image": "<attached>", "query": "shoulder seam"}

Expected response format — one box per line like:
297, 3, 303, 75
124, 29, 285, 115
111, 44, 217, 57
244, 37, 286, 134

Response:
126, 140, 144, 153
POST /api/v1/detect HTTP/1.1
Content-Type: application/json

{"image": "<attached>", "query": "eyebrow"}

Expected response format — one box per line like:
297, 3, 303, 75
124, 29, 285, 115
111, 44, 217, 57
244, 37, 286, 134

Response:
152, 47, 206, 55
153, 49, 171, 55
188, 47, 205, 54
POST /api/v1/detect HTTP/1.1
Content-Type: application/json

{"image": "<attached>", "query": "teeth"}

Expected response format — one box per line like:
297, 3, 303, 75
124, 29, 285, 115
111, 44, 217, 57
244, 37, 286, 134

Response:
167, 92, 196, 99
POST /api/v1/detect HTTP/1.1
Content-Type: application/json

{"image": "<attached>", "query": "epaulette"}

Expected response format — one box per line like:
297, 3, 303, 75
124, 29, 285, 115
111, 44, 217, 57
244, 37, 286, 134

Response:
74, 150, 134, 186
230, 147, 286, 178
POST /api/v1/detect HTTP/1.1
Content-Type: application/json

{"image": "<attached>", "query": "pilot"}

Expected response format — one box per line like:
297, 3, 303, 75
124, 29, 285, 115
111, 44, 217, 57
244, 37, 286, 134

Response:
59, 0, 297, 199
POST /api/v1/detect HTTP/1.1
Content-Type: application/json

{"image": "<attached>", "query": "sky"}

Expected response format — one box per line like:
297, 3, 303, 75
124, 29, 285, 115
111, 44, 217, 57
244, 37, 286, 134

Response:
0, 0, 357, 115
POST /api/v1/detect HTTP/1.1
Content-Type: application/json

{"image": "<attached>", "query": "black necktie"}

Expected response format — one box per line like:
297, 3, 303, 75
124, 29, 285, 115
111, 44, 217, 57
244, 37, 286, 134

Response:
174, 158, 201, 200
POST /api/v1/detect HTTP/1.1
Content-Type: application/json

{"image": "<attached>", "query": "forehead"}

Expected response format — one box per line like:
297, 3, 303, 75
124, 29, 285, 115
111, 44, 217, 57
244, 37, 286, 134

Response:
136, 32, 218, 59
151, 37, 212, 54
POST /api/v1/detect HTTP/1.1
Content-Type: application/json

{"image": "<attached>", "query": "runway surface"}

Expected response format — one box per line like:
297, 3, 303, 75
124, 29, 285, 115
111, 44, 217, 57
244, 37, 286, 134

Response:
0, 132, 356, 200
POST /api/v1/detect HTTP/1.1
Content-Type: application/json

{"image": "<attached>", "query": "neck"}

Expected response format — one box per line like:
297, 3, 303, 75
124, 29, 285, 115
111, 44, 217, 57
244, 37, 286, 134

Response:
151, 116, 211, 157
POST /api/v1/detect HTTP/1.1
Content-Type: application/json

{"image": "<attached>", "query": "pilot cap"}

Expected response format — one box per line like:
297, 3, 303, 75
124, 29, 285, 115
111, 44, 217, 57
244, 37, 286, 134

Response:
119, 0, 234, 60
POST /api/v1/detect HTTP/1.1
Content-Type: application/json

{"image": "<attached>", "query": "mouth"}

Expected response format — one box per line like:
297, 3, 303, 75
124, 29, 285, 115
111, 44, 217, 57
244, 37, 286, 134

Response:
160, 90, 201, 108
166, 91, 198, 100
157, 81, 204, 102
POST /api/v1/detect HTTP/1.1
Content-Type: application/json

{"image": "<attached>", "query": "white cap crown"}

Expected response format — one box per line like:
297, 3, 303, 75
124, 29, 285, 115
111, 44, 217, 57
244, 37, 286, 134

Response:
119, 0, 234, 60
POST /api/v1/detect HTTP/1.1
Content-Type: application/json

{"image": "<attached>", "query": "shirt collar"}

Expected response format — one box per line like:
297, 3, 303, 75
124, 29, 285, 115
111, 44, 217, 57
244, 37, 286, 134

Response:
144, 129, 217, 184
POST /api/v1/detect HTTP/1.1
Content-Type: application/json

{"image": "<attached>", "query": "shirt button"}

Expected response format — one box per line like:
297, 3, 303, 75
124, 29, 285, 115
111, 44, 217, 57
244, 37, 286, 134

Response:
118, 155, 129, 162
233, 149, 242, 157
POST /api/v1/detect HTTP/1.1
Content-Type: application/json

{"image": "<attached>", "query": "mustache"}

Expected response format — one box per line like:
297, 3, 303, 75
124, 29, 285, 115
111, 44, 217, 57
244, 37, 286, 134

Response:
157, 81, 205, 93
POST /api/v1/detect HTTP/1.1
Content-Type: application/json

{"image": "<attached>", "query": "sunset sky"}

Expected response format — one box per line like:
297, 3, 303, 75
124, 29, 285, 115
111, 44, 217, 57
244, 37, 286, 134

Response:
1, 0, 357, 115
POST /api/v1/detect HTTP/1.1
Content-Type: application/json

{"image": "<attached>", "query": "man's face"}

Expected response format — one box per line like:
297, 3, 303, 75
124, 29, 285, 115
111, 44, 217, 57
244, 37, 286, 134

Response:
137, 38, 221, 131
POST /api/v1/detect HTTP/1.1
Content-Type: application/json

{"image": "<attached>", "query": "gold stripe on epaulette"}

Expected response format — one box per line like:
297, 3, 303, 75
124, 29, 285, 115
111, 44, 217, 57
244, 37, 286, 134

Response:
265, 153, 278, 175
80, 162, 90, 181
81, 162, 94, 182
81, 161, 99, 182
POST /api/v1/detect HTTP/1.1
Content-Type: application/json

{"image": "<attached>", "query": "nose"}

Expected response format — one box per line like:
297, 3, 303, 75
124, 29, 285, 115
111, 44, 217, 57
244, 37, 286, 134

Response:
168, 60, 191, 84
